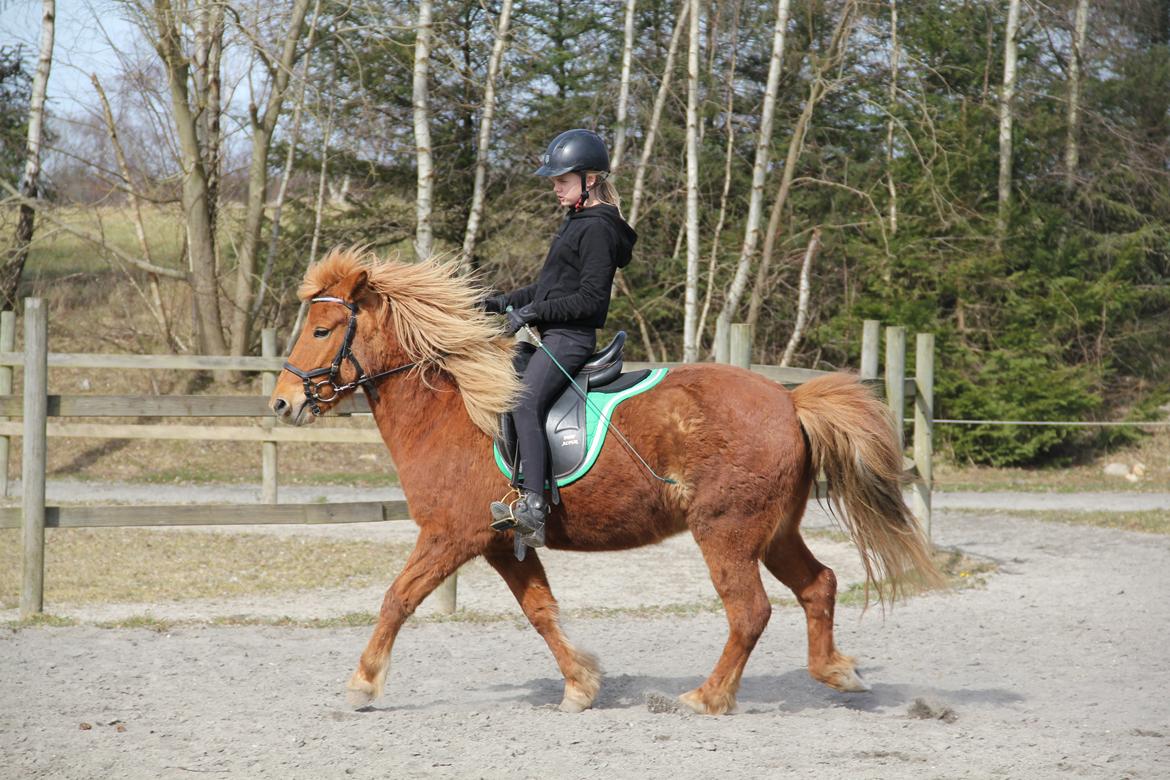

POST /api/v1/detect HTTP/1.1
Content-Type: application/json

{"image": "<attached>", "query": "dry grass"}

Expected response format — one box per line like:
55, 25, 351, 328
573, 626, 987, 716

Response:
0, 527, 412, 610
949, 508, 1170, 535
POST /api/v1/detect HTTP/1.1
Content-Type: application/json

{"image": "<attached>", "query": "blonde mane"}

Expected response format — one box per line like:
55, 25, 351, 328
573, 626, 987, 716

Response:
300, 248, 520, 437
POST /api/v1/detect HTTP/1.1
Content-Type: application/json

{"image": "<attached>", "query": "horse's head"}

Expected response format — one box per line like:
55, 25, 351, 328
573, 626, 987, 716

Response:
270, 256, 405, 425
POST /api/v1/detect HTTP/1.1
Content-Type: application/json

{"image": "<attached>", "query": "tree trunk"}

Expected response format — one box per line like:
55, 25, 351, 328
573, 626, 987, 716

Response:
886, 0, 899, 236
193, 0, 223, 265
1064, 0, 1090, 186
151, 0, 227, 355
0, 0, 54, 312
712, 0, 792, 340
779, 227, 820, 367
228, 0, 313, 358
683, 0, 701, 362
745, 0, 855, 335
628, 0, 689, 229
997, 0, 1021, 247
413, 0, 435, 261
461, 0, 514, 272
696, 0, 742, 351
284, 109, 334, 355
611, 0, 637, 171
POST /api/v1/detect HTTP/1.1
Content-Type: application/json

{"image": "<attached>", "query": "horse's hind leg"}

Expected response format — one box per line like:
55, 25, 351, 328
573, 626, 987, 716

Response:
762, 530, 870, 692
681, 524, 773, 715
347, 530, 473, 707
484, 546, 601, 713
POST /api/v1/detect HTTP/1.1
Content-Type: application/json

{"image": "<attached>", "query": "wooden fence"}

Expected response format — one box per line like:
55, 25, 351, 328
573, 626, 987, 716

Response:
2, 299, 933, 619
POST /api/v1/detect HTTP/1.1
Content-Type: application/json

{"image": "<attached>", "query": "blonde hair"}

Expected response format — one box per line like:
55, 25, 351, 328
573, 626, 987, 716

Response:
588, 172, 622, 213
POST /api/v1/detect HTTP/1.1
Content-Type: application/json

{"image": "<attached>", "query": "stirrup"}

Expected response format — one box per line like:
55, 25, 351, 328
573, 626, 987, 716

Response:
489, 488, 521, 532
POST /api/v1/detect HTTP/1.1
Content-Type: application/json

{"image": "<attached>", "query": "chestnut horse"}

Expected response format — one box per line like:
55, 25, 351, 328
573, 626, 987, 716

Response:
270, 248, 940, 715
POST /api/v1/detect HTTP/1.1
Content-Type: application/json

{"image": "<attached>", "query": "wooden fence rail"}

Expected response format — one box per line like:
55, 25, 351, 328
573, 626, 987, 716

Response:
4, 299, 933, 619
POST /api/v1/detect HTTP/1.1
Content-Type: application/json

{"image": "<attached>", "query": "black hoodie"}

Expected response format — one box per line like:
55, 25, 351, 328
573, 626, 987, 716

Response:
502, 203, 637, 330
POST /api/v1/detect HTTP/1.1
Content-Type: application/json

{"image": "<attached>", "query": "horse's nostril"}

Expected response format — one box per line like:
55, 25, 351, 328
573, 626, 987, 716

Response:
273, 398, 289, 415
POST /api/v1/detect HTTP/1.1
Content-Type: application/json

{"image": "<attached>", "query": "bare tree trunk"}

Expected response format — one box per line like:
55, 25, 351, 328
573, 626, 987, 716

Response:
886, 0, 899, 236
254, 0, 323, 324
1064, 0, 1089, 186
461, 0, 514, 272
696, 0, 742, 351
997, 0, 1021, 247
0, 0, 54, 311
193, 0, 223, 264
611, 0, 637, 171
745, 1, 855, 335
413, 0, 435, 261
284, 109, 334, 355
779, 227, 820, 366
628, 0, 689, 229
92, 74, 178, 351
712, 0, 792, 340
151, 0, 228, 355
228, 0, 313, 358
683, 0, 701, 362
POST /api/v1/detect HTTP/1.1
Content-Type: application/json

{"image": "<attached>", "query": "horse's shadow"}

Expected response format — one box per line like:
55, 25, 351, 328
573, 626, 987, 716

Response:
481, 666, 1023, 715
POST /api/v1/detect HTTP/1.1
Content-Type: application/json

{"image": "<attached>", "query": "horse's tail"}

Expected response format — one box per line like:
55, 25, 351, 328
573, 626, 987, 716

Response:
790, 373, 943, 605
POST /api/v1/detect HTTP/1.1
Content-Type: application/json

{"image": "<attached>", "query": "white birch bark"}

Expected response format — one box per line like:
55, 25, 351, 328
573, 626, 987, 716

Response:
1, 0, 54, 310
997, 0, 1021, 245
413, 0, 435, 261
611, 0, 637, 171
628, 0, 689, 229
779, 227, 820, 367
1064, 0, 1090, 186
712, 0, 792, 338
683, 0, 701, 363
886, 0, 899, 236
461, 0, 514, 272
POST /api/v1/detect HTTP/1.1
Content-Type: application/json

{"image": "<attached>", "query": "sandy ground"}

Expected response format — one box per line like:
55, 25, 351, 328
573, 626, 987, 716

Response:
2, 490, 1169, 778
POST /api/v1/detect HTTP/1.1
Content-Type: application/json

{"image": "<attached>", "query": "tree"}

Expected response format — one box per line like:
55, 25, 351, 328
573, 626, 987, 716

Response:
996, 0, 1021, 246
682, 0, 701, 362
1, 0, 54, 311
413, 0, 435, 261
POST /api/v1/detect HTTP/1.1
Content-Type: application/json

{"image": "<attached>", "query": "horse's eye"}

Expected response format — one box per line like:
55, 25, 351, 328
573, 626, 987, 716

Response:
313, 327, 330, 339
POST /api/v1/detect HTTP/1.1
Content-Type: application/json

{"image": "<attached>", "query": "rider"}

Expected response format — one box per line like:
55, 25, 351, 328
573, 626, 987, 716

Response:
482, 129, 637, 547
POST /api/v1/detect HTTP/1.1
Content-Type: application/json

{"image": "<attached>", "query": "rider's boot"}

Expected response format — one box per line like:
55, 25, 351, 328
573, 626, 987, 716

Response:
511, 490, 548, 548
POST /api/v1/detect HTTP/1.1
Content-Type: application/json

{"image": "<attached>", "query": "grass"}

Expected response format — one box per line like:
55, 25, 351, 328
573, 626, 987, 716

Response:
0, 527, 412, 610
950, 508, 1170, 535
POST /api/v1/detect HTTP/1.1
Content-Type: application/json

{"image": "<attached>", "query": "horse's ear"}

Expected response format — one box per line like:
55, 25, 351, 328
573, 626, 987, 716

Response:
337, 268, 369, 302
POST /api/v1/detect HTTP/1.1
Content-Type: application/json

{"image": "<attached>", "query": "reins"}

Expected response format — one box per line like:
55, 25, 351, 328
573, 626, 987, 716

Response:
282, 296, 415, 415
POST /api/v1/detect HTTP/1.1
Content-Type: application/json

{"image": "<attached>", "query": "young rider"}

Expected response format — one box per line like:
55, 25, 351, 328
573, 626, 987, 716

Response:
482, 129, 637, 547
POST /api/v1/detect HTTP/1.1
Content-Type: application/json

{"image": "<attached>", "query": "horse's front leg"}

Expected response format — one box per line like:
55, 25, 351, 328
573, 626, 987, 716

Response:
347, 529, 472, 707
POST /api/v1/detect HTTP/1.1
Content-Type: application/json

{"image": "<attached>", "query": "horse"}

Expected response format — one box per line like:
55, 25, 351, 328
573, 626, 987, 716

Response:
269, 247, 941, 716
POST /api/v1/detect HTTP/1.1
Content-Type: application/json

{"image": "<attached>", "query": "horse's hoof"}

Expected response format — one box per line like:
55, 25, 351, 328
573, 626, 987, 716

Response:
558, 695, 588, 713
346, 673, 378, 708
819, 666, 871, 693
678, 688, 735, 715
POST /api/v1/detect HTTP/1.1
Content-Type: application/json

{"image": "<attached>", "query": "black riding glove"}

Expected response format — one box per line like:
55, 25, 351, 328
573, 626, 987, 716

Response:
505, 303, 538, 335
478, 294, 508, 314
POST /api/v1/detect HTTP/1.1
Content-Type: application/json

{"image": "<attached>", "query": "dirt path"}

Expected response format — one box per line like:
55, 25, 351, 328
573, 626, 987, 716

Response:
3, 503, 1169, 778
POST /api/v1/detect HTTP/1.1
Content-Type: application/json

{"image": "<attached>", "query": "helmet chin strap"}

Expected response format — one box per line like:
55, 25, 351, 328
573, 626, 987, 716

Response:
574, 171, 590, 212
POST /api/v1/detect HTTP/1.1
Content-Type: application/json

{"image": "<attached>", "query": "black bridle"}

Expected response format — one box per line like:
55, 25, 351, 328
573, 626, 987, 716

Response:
282, 296, 415, 416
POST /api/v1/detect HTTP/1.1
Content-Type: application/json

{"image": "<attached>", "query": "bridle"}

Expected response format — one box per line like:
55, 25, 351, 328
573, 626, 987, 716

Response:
282, 296, 415, 416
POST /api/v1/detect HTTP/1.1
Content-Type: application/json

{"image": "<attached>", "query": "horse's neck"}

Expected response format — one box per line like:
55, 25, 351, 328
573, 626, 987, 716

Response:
365, 369, 484, 476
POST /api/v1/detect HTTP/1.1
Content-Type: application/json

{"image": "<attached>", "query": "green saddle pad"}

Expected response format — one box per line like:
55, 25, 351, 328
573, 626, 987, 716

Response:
493, 367, 668, 488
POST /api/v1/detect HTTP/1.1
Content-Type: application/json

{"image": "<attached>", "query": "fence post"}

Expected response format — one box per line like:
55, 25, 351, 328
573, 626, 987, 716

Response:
885, 326, 906, 452
21, 299, 48, 618
913, 333, 935, 538
714, 319, 730, 364
0, 310, 15, 497
730, 323, 751, 369
261, 328, 278, 504
860, 319, 880, 380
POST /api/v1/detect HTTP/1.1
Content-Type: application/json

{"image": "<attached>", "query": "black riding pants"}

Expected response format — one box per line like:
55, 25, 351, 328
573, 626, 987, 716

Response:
512, 326, 597, 495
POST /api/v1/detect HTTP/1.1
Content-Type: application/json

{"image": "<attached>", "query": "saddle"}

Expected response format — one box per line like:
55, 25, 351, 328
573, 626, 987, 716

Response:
495, 331, 653, 490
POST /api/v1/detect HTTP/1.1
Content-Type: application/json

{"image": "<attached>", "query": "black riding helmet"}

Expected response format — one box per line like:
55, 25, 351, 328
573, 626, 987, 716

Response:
535, 129, 610, 211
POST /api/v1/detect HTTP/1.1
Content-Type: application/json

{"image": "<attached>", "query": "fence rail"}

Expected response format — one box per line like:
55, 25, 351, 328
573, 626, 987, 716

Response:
3, 301, 934, 620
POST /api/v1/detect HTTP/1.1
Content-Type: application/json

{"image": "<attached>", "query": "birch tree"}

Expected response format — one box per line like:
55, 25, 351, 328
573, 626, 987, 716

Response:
0, 0, 54, 311
997, 0, 1021, 246
886, 0, 899, 236
1064, 0, 1090, 186
228, 0, 314, 358
461, 0, 515, 272
683, 0, 701, 362
611, 0, 637, 171
712, 0, 792, 348
413, 0, 435, 261
778, 227, 820, 366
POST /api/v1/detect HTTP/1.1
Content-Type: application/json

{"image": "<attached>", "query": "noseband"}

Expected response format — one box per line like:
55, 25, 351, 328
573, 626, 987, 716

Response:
282, 296, 415, 415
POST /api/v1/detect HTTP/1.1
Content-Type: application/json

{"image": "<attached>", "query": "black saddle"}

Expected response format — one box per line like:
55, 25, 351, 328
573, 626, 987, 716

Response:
496, 331, 650, 490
